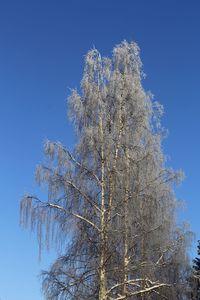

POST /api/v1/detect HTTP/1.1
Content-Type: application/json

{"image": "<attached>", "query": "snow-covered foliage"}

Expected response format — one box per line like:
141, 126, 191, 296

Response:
21, 41, 193, 300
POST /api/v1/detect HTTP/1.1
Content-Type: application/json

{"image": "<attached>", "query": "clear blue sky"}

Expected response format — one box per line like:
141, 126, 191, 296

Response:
0, 1, 200, 299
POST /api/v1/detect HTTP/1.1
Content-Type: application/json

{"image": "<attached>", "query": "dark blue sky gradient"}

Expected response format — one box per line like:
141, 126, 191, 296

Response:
0, 1, 200, 299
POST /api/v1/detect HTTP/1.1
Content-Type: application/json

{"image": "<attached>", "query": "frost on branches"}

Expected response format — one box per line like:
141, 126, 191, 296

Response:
21, 41, 192, 300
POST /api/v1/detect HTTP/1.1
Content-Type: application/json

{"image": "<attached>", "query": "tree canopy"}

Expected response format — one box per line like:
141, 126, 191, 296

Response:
20, 41, 192, 300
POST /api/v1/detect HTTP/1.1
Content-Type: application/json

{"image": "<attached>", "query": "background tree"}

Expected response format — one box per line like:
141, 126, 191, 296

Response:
20, 41, 192, 300
192, 240, 200, 299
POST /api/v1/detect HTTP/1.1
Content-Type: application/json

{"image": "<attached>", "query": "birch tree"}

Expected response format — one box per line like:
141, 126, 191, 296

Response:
20, 41, 192, 299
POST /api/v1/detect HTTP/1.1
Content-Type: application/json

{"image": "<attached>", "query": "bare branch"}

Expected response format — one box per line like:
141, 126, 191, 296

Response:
47, 203, 100, 232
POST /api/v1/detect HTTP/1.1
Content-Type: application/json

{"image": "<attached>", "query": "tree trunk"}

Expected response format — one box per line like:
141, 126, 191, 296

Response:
123, 147, 130, 297
99, 117, 107, 300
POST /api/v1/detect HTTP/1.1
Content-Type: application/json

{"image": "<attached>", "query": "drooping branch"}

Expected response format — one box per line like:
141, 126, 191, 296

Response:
40, 165, 101, 213
48, 141, 102, 186
47, 203, 101, 232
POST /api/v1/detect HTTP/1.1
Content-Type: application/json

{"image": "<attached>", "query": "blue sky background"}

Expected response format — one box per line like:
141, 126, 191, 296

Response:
0, 0, 200, 299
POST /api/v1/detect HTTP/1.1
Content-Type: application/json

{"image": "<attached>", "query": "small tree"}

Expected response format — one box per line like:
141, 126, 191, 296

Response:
192, 240, 200, 299
20, 41, 192, 300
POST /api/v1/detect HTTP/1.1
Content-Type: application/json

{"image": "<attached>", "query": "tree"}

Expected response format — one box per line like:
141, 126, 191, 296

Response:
192, 240, 200, 299
20, 41, 192, 299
